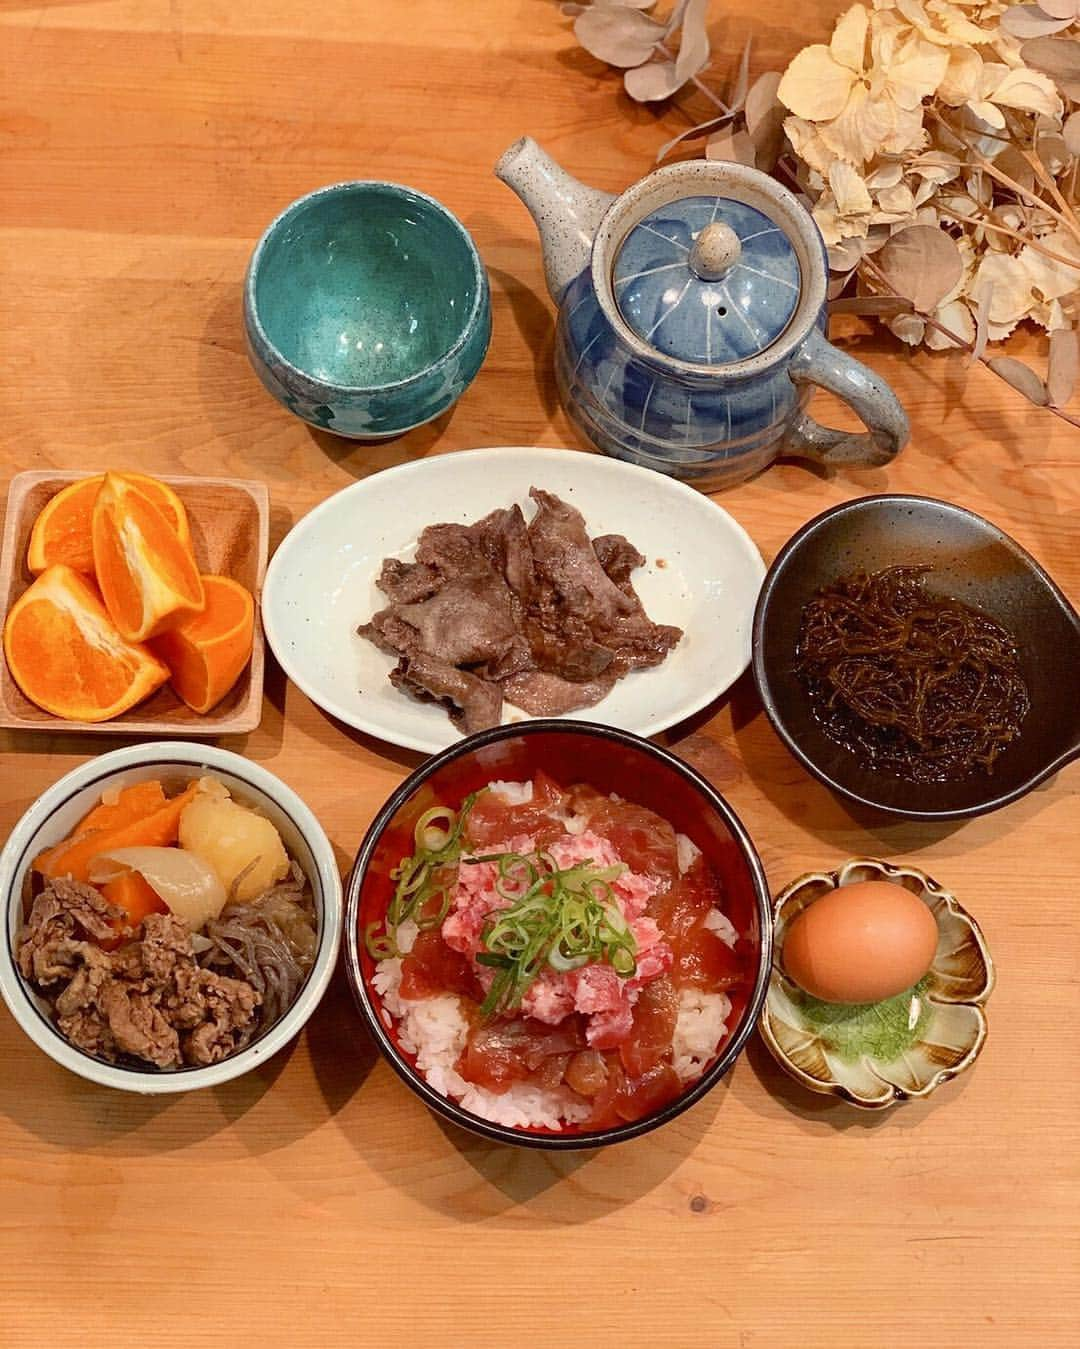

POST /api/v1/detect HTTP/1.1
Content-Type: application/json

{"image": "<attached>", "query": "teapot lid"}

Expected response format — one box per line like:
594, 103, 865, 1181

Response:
612, 195, 801, 365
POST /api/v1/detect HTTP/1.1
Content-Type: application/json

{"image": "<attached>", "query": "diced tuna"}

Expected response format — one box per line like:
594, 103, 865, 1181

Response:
522, 972, 576, 1025
586, 1001, 634, 1050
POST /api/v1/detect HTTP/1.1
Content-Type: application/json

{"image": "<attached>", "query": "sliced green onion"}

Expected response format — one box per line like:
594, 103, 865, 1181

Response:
364, 791, 482, 959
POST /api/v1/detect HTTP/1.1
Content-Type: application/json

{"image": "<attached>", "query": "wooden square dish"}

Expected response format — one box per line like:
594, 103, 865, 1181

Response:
0, 470, 269, 736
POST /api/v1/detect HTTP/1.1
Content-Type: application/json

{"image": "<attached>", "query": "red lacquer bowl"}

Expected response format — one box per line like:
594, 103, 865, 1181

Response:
344, 721, 772, 1149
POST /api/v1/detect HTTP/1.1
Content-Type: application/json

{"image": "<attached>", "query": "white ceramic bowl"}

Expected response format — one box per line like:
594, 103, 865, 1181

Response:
0, 743, 342, 1093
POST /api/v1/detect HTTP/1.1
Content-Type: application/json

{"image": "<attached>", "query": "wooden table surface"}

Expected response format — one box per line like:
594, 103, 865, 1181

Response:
2, 2, 1078, 1345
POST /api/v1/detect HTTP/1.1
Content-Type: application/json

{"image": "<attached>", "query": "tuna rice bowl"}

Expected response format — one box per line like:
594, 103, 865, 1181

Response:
362, 770, 757, 1136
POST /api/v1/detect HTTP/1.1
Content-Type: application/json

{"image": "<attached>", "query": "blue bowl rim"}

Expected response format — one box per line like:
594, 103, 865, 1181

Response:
243, 179, 490, 397
343, 719, 774, 1151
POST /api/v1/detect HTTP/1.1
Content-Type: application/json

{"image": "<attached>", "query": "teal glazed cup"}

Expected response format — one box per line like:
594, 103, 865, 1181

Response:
244, 181, 491, 439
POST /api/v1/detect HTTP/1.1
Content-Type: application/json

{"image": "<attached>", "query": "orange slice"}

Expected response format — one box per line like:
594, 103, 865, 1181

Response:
3, 565, 169, 721
92, 472, 205, 642
27, 473, 192, 576
152, 574, 255, 714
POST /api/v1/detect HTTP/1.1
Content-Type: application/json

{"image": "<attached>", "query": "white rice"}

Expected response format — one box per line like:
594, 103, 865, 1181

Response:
704, 907, 738, 949
672, 988, 731, 1081
488, 779, 533, 805
675, 832, 701, 875
374, 945, 589, 1130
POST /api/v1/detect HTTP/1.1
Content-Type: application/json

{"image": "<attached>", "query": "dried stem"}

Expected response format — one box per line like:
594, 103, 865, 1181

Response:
859, 254, 1080, 428
930, 111, 1080, 246
936, 204, 1080, 273
656, 40, 729, 114
1002, 109, 1080, 233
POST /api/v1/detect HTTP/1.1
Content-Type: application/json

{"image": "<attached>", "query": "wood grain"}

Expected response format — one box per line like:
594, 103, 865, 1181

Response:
0, 471, 268, 733
0, 3, 1078, 1347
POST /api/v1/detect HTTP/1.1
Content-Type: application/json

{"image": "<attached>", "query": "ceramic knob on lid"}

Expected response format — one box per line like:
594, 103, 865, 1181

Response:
612, 196, 802, 365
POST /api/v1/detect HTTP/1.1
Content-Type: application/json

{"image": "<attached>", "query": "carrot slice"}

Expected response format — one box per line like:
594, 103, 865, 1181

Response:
35, 781, 201, 884
101, 871, 168, 928
74, 780, 167, 835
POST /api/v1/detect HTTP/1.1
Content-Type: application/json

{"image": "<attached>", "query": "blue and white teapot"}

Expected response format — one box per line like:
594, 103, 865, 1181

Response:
496, 138, 908, 491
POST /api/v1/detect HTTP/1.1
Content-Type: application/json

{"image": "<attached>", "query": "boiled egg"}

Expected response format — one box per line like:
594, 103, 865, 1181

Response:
781, 879, 939, 1004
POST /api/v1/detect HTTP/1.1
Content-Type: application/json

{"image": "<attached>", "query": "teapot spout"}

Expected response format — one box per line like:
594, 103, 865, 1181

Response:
495, 136, 615, 303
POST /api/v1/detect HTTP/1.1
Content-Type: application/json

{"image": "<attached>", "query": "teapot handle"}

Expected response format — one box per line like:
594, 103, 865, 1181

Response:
784, 328, 909, 468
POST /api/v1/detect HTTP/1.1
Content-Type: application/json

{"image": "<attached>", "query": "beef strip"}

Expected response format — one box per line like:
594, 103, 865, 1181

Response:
501, 670, 617, 716
520, 617, 614, 681
375, 557, 441, 605
593, 533, 647, 589
357, 487, 682, 734
475, 505, 537, 604
414, 520, 492, 576
392, 573, 519, 666
18, 886, 262, 1071
526, 488, 638, 627
17, 879, 123, 984
389, 653, 503, 733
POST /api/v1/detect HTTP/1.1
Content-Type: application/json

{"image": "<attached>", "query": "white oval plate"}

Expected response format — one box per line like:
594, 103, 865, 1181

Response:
262, 447, 765, 754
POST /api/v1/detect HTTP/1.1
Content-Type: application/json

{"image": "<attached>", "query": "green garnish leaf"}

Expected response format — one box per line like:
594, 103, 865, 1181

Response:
795, 975, 934, 1064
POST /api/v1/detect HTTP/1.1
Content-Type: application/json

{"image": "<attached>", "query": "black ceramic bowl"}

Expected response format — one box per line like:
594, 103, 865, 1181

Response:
344, 721, 772, 1150
752, 495, 1080, 820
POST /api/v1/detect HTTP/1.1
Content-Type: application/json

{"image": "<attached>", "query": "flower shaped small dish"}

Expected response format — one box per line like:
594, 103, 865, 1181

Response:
759, 858, 993, 1110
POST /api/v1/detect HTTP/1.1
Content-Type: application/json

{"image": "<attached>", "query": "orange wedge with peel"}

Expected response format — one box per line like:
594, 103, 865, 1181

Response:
27, 472, 192, 576
92, 472, 205, 642
3, 565, 169, 721
152, 574, 255, 713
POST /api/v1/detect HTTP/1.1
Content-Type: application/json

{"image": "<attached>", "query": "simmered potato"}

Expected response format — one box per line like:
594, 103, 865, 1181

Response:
179, 791, 289, 903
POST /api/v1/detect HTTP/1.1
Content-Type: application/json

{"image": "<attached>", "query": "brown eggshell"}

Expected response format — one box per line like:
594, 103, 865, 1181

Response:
781, 879, 940, 1004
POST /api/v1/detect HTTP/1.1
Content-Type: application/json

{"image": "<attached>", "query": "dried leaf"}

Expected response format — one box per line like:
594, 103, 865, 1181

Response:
827, 269, 856, 300
829, 160, 872, 216
728, 37, 752, 113
938, 46, 983, 108
999, 5, 1074, 39
993, 144, 1037, 193
865, 162, 904, 190
875, 225, 964, 314
970, 281, 993, 365
829, 295, 916, 317
828, 237, 866, 272
744, 70, 780, 133
574, 3, 664, 68
777, 43, 853, 121
987, 65, 1063, 120
1065, 110, 1080, 158
1038, 0, 1080, 19
705, 125, 756, 166
624, 57, 681, 99
926, 298, 975, 352
1047, 326, 1079, 407
1037, 131, 1069, 175
1020, 36, 1080, 101
745, 71, 786, 171
987, 355, 1049, 405
1060, 289, 1080, 323
655, 114, 733, 162
675, 0, 710, 83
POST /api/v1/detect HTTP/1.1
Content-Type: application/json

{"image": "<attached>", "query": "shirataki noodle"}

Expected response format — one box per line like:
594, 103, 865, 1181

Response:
198, 863, 317, 1026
